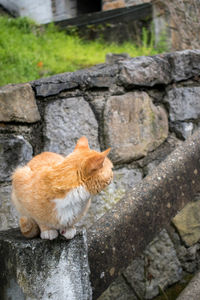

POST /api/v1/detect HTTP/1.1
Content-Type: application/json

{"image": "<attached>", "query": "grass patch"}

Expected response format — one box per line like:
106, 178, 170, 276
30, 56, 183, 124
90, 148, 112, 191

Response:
0, 16, 166, 87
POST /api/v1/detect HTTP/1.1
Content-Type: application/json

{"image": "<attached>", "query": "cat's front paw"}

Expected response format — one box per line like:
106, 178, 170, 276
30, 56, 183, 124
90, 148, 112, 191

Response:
40, 230, 58, 240
60, 227, 76, 239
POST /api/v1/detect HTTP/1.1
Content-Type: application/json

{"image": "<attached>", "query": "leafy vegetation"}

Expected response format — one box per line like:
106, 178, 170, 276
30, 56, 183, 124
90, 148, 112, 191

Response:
0, 16, 166, 86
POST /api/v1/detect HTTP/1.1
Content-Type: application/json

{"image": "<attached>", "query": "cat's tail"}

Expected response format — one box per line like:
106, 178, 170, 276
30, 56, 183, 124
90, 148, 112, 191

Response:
19, 217, 40, 238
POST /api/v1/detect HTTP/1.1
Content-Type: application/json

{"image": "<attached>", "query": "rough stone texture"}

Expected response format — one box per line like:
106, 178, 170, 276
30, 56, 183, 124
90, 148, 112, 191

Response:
0, 185, 18, 231
0, 135, 33, 182
176, 270, 200, 300
171, 122, 194, 140
123, 229, 182, 299
164, 86, 200, 122
31, 51, 200, 98
166, 50, 200, 82
0, 228, 92, 300
87, 130, 200, 298
80, 167, 143, 228
118, 55, 171, 87
118, 50, 200, 89
140, 134, 182, 175
104, 91, 168, 164
43, 97, 100, 155
167, 224, 200, 274
0, 83, 40, 123
98, 275, 137, 300
88, 96, 106, 122
32, 64, 119, 97
172, 198, 200, 247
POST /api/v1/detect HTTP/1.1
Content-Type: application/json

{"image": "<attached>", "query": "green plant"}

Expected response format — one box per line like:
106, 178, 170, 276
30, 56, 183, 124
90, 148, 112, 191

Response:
149, 23, 169, 53
0, 16, 166, 87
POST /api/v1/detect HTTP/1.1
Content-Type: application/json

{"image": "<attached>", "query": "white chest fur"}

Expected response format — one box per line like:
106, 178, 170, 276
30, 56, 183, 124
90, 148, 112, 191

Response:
53, 186, 91, 226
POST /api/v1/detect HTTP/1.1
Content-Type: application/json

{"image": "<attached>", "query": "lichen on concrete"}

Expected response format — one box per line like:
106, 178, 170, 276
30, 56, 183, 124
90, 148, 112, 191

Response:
0, 228, 92, 300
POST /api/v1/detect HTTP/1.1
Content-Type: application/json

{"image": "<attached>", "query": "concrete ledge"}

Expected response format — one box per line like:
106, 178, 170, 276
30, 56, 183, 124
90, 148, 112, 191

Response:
177, 271, 200, 300
87, 129, 200, 298
0, 228, 92, 300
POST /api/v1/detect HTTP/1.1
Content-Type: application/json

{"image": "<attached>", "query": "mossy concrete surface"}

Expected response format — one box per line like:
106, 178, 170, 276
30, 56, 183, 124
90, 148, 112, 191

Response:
87, 129, 200, 298
0, 228, 92, 300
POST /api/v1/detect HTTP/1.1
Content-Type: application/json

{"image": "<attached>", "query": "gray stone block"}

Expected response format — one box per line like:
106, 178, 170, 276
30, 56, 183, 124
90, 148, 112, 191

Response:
166, 50, 200, 82
32, 64, 119, 97
118, 55, 171, 87
167, 225, 200, 274
171, 122, 194, 140
104, 91, 168, 164
98, 275, 137, 300
0, 228, 92, 300
0, 135, 33, 182
124, 229, 182, 299
0, 184, 18, 231
79, 167, 143, 228
31, 50, 200, 99
164, 86, 200, 122
0, 83, 40, 123
118, 50, 200, 88
43, 97, 100, 155
140, 134, 181, 175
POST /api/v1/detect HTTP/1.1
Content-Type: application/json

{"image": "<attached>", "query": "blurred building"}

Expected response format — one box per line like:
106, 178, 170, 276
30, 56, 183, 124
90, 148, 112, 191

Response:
0, 0, 175, 50
0, 0, 151, 24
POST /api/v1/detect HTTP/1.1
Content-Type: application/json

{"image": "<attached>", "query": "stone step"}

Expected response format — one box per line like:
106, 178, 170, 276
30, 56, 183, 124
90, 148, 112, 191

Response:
0, 228, 92, 300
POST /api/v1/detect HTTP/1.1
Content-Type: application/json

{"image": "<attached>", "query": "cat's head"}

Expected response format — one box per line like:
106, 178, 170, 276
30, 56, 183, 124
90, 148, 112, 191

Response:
73, 136, 113, 194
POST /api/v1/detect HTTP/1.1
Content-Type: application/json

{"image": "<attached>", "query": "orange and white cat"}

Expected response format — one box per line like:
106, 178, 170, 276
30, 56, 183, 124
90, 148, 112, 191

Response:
12, 136, 113, 240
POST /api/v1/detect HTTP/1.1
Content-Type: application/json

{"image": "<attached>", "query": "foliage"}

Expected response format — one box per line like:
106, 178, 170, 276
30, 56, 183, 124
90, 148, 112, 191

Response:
0, 16, 165, 87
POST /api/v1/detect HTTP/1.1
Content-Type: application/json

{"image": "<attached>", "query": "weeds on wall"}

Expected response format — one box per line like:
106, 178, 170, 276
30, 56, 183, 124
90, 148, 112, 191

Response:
0, 16, 167, 87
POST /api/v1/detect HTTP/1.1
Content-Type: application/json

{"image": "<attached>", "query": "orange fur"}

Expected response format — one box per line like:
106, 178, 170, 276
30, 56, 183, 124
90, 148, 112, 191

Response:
12, 136, 113, 240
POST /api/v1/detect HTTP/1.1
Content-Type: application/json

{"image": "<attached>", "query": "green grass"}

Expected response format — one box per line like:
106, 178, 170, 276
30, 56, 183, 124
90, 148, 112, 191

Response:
0, 16, 166, 87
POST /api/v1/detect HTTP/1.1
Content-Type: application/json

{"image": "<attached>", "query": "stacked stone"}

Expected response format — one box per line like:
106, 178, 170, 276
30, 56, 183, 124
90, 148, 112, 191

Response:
0, 84, 40, 230
0, 50, 200, 299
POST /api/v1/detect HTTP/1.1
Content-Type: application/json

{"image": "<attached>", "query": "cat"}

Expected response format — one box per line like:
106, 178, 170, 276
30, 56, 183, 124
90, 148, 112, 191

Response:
11, 136, 113, 240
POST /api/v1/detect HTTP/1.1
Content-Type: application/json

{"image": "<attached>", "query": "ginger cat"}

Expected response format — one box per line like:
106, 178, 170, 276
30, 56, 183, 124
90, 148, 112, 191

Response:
12, 136, 113, 240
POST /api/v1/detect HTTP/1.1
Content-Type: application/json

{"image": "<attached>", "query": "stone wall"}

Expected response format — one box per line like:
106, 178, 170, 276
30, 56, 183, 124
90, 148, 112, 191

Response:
1, 49, 200, 298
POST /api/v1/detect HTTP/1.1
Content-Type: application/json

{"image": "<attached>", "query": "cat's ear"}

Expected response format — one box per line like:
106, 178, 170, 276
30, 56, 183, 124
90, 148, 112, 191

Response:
84, 148, 111, 178
74, 136, 89, 151
101, 148, 111, 157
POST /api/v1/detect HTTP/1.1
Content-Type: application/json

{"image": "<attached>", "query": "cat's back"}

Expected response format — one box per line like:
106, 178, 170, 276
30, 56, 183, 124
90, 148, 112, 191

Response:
28, 152, 64, 171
